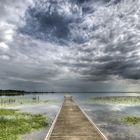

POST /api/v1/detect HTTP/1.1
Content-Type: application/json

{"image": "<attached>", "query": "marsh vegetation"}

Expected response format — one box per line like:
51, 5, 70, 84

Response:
0, 96, 49, 107
0, 109, 48, 140
122, 116, 140, 125
90, 96, 140, 104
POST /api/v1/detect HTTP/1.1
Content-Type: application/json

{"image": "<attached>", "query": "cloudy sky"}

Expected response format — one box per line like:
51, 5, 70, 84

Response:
0, 0, 140, 92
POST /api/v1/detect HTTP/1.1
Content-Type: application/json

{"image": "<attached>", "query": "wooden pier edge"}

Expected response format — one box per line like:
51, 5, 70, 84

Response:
44, 96, 108, 140
75, 101, 108, 140
44, 103, 63, 140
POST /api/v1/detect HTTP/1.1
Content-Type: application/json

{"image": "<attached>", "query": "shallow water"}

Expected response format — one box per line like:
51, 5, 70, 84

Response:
80, 103, 140, 140
1, 92, 140, 140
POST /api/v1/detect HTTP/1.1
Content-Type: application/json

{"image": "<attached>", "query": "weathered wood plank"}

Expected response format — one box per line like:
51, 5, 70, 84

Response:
45, 96, 108, 140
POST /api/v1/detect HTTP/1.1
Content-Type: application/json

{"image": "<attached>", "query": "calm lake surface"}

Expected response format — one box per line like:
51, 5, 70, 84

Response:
1, 92, 140, 140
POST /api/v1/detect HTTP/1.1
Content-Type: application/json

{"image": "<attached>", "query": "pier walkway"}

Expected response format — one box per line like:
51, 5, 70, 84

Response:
45, 96, 107, 140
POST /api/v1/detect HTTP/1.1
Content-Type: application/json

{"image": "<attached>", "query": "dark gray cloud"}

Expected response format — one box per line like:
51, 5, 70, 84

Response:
20, 0, 119, 44
0, 0, 140, 91
20, 6, 70, 42
19, 0, 82, 44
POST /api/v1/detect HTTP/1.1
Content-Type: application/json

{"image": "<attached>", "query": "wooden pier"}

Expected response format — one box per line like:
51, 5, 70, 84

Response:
45, 96, 108, 140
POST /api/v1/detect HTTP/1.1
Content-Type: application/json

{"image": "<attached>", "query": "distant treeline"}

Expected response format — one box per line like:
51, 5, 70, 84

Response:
0, 90, 55, 96
1, 90, 140, 96
0, 90, 25, 96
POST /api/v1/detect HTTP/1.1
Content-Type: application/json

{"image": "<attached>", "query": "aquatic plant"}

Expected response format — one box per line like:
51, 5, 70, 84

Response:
0, 109, 48, 140
90, 96, 140, 104
122, 116, 140, 125
0, 97, 49, 106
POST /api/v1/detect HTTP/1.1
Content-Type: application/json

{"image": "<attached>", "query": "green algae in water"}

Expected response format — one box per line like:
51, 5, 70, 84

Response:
0, 109, 48, 140
122, 116, 140, 125
90, 96, 140, 104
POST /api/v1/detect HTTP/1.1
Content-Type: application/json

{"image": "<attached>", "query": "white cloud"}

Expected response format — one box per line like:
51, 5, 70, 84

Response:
0, 42, 9, 51
4, 29, 14, 42
0, 55, 10, 60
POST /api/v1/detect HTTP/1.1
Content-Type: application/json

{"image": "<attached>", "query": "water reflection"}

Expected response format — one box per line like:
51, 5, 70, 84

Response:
0, 92, 140, 140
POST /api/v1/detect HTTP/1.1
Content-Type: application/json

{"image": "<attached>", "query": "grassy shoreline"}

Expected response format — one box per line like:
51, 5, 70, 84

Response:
89, 96, 140, 104
0, 109, 48, 140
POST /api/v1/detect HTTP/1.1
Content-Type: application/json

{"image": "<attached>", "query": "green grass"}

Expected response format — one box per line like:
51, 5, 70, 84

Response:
0, 109, 48, 140
90, 96, 140, 104
121, 116, 140, 125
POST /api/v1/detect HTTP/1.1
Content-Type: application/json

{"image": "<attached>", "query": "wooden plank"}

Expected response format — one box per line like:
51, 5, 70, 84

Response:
45, 96, 108, 140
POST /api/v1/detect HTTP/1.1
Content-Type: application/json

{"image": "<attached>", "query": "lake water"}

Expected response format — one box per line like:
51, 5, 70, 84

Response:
1, 92, 140, 140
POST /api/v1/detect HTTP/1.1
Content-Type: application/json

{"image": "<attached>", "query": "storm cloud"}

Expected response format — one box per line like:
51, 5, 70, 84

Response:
0, 0, 140, 91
